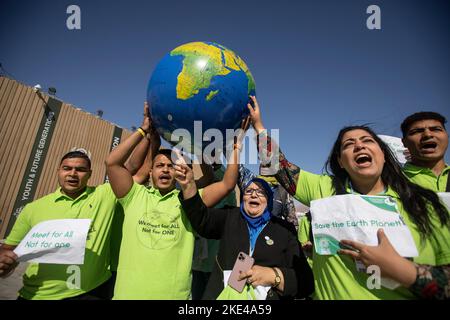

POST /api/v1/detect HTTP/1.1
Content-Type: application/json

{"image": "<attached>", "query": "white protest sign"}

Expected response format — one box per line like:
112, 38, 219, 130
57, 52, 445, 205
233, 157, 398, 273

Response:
14, 219, 91, 265
310, 194, 418, 257
438, 193, 450, 211
378, 135, 408, 165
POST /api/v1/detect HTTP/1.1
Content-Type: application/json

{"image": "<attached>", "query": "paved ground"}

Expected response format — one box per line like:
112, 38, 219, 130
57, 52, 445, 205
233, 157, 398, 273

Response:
0, 262, 27, 300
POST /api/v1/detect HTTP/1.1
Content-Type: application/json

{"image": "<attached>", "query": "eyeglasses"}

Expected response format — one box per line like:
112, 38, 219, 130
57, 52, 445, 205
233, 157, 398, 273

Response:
244, 188, 266, 197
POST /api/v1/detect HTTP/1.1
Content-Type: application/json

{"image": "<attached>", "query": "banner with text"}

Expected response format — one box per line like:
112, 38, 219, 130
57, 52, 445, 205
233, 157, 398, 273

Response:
310, 194, 418, 257
5, 97, 62, 236
14, 219, 91, 264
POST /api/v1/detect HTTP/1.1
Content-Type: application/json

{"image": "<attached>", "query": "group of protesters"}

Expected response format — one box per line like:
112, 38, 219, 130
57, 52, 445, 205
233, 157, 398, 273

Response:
0, 96, 448, 300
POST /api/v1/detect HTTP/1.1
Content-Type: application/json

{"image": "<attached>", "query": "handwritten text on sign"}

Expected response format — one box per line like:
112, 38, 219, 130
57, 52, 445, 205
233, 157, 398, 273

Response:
14, 219, 91, 264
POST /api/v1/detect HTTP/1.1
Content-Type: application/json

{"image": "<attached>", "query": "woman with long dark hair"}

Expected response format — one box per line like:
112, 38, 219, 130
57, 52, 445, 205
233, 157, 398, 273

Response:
248, 96, 449, 299
326, 125, 448, 239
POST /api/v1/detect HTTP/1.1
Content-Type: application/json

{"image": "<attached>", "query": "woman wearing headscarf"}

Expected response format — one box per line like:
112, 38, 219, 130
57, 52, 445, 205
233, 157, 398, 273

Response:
174, 155, 314, 300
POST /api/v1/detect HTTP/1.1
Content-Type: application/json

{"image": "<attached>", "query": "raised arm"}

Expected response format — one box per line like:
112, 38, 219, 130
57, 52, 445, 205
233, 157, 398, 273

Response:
280, 187, 300, 229
195, 163, 215, 189
105, 103, 152, 198
131, 130, 161, 185
201, 150, 238, 207
201, 116, 251, 207
247, 96, 300, 196
124, 102, 161, 184
125, 137, 149, 176
174, 156, 230, 238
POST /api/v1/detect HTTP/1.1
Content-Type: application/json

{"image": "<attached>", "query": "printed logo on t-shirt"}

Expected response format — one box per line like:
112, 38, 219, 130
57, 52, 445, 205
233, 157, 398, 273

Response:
136, 209, 181, 250
86, 225, 96, 241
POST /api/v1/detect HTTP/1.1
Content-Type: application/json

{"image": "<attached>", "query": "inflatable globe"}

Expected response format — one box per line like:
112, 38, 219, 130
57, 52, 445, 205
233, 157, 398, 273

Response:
147, 41, 256, 156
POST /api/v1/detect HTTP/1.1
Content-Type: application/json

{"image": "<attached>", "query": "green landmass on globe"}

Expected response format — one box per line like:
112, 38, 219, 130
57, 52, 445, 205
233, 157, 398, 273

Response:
147, 41, 256, 153
171, 42, 255, 101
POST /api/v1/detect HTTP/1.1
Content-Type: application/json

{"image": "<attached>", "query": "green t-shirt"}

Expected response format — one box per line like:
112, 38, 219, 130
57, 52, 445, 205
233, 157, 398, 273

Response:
109, 203, 124, 272
5, 184, 117, 300
295, 170, 450, 300
403, 163, 450, 192
113, 183, 195, 300
298, 215, 311, 245
297, 215, 314, 268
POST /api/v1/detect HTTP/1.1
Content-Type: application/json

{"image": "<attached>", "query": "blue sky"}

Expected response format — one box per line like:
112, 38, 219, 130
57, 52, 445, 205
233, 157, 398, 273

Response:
1, 0, 449, 174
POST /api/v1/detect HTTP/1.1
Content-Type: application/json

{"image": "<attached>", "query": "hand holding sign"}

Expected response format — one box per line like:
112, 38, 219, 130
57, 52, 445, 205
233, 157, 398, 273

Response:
339, 229, 418, 288
310, 194, 418, 257
0, 248, 18, 277
340, 229, 398, 265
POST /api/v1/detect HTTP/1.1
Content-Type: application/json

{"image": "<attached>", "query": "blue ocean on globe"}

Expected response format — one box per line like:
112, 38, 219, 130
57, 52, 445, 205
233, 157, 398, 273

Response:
147, 41, 256, 156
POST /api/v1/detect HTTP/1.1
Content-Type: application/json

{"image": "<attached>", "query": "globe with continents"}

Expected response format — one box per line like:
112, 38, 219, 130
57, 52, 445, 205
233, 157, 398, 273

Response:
147, 41, 256, 156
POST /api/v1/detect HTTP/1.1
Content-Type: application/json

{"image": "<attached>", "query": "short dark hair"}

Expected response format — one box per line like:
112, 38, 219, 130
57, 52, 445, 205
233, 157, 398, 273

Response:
60, 151, 91, 169
153, 149, 173, 160
151, 149, 174, 168
401, 112, 447, 137
151, 149, 194, 170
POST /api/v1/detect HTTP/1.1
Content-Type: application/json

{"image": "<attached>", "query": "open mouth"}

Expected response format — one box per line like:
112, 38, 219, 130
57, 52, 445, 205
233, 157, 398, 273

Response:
248, 200, 260, 208
355, 154, 372, 165
159, 174, 171, 183
67, 179, 79, 185
420, 142, 437, 151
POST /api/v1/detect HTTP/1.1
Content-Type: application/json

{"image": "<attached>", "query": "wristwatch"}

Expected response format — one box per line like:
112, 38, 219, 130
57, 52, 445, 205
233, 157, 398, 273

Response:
272, 267, 281, 288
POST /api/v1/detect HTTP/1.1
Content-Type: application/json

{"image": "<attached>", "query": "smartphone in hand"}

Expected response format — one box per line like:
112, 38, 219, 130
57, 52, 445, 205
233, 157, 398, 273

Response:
227, 252, 255, 293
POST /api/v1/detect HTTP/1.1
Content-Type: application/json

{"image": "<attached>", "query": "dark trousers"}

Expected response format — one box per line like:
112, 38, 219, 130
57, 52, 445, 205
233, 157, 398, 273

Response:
191, 270, 211, 300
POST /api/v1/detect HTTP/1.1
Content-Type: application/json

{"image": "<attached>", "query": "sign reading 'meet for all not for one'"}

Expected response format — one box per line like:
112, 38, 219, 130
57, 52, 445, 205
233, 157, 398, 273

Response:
310, 194, 418, 257
14, 219, 91, 265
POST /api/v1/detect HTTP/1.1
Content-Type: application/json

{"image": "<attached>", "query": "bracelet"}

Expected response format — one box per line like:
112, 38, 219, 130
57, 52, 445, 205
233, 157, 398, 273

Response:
137, 127, 146, 138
